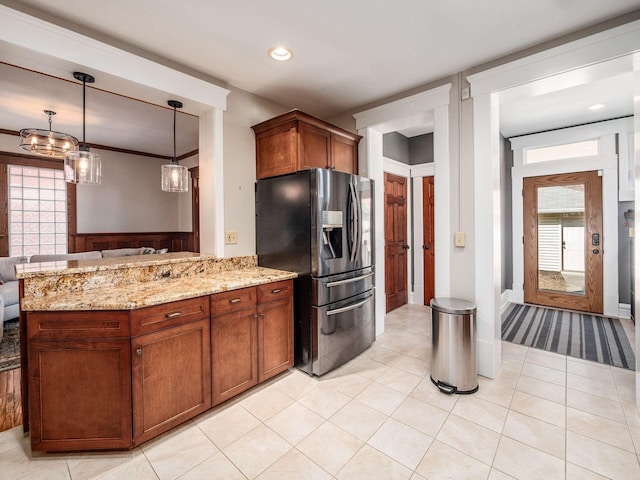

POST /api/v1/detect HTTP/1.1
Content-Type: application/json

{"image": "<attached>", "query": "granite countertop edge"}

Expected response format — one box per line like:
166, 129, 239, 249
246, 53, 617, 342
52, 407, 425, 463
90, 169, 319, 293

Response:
21, 266, 298, 311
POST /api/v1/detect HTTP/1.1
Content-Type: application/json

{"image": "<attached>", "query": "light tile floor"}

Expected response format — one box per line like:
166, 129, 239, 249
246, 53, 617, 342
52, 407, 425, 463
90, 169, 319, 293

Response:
2, 304, 640, 479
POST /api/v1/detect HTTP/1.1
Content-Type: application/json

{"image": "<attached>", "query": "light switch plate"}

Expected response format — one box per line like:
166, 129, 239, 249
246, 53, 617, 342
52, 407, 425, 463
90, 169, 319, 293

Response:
454, 231, 465, 247
225, 231, 238, 244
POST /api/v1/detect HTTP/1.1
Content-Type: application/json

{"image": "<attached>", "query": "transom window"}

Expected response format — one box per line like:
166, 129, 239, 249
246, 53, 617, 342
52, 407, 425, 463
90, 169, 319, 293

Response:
524, 139, 599, 164
8, 165, 67, 256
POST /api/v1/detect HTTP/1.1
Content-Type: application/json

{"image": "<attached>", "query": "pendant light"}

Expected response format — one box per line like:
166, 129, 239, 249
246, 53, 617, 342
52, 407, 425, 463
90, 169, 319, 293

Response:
19, 110, 78, 157
161, 100, 189, 192
64, 72, 101, 185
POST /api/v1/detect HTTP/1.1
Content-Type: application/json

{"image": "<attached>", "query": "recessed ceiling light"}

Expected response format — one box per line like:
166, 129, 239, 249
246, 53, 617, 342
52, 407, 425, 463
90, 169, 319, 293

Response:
588, 103, 605, 110
268, 46, 293, 62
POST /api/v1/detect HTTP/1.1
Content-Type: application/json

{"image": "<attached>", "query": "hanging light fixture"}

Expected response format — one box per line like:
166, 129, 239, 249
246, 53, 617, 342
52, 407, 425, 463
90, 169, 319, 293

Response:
64, 72, 101, 185
19, 110, 78, 157
161, 100, 189, 192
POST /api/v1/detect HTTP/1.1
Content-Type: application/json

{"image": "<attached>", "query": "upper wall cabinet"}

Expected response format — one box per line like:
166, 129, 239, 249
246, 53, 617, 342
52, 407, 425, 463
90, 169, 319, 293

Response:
252, 110, 362, 179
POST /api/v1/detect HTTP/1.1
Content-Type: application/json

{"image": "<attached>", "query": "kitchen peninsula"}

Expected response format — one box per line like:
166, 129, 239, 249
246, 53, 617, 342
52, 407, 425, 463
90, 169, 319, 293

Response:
16, 253, 296, 452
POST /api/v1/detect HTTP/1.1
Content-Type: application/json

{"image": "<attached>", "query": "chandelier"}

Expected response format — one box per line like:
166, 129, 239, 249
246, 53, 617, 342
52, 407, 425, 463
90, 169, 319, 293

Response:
19, 110, 78, 158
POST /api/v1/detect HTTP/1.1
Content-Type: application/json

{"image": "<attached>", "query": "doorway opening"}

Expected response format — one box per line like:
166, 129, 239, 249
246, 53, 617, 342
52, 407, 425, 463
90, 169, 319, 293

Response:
523, 171, 603, 313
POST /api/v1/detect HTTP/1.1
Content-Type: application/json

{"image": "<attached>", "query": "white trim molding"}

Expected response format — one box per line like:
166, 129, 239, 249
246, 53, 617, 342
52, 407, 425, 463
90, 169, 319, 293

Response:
1, 3, 231, 257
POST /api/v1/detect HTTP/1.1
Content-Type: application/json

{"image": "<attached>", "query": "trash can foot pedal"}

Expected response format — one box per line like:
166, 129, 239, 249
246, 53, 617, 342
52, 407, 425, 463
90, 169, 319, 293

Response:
431, 376, 456, 394
430, 376, 479, 395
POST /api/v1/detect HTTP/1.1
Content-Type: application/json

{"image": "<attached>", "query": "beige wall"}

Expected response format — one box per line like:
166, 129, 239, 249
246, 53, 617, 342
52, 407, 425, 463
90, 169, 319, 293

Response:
221, 87, 290, 257
0, 132, 191, 233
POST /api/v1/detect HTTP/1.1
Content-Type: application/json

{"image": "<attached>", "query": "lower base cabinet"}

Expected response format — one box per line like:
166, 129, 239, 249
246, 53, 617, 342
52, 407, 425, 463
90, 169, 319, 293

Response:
132, 318, 211, 445
28, 337, 132, 452
25, 279, 292, 451
212, 280, 293, 406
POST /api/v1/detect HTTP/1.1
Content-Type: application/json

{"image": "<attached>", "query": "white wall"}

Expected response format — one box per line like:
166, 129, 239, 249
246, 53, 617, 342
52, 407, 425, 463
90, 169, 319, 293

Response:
222, 87, 290, 257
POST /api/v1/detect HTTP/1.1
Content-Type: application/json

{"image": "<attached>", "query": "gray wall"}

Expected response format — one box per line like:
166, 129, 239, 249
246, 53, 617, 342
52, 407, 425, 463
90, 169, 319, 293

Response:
501, 135, 513, 292
619, 201, 634, 304
383, 132, 434, 165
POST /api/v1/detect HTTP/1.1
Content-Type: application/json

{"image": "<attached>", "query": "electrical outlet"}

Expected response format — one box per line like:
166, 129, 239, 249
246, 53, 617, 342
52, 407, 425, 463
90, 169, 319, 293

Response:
225, 231, 238, 244
454, 231, 465, 247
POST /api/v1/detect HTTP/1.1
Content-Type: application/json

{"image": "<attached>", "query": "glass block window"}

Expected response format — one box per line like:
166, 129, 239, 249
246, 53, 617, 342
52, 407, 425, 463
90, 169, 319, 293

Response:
8, 165, 67, 256
524, 139, 599, 164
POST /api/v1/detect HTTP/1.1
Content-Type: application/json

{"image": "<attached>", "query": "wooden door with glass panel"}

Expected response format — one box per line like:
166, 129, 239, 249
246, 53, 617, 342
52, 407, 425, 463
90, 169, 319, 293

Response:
523, 171, 603, 313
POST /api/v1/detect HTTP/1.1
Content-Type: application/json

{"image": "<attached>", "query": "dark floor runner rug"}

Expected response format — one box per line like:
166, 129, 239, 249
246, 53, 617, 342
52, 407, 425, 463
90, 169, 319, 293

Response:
0, 320, 20, 372
502, 303, 636, 370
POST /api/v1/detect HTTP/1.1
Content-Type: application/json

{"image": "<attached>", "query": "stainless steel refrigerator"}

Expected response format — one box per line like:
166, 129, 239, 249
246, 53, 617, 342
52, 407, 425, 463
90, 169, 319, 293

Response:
256, 168, 375, 376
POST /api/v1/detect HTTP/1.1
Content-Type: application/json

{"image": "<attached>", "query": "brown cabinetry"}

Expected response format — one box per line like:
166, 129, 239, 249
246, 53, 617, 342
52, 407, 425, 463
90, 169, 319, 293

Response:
252, 110, 361, 179
25, 279, 292, 451
211, 280, 293, 405
131, 298, 211, 445
27, 311, 132, 452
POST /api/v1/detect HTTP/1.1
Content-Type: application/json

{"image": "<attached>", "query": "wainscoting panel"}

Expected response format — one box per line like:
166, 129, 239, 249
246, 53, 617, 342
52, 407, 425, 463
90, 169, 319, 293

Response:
70, 232, 194, 253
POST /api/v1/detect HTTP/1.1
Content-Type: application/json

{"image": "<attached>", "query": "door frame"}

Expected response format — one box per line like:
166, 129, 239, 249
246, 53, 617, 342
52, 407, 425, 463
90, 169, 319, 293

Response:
523, 171, 603, 313
382, 158, 435, 306
510, 118, 626, 317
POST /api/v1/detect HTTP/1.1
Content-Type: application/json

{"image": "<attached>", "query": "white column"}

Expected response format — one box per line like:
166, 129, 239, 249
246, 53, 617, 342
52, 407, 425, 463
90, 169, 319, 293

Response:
199, 108, 225, 257
633, 55, 640, 409
359, 128, 386, 336
433, 105, 451, 298
473, 93, 501, 378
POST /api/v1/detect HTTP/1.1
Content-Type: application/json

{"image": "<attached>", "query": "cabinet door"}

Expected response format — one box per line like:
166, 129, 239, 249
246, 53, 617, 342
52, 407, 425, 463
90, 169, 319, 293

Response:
299, 121, 331, 170
29, 338, 132, 451
258, 295, 294, 382
256, 122, 298, 179
331, 134, 358, 174
212, 307, 258, 405
132, 319, 211, 445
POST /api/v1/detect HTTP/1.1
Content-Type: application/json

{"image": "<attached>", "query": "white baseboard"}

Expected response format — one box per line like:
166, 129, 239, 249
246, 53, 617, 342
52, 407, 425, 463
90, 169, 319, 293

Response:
619, 303, 631, 319
500, 290, 511, 311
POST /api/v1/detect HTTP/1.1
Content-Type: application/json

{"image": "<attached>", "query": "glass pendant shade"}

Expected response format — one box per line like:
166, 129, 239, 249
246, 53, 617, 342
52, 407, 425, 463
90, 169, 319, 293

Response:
19, 110, 78, 158
64, 146, 101, 184
65, 72, 101, 185
161, 163, 189, 192
161, 100, 189, 192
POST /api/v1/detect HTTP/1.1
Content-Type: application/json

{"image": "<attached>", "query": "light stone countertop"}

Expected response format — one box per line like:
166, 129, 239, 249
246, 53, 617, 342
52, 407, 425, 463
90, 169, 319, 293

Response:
21, 266, 297, 311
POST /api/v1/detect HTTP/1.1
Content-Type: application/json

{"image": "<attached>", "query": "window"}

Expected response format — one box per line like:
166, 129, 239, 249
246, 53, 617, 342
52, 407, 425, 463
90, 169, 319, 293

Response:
8, 165, 67, 256
524, 139, 599, 164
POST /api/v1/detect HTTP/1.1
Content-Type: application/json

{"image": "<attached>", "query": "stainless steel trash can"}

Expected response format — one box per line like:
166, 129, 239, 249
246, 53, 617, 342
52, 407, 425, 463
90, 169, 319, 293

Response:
430, 297, 478, 394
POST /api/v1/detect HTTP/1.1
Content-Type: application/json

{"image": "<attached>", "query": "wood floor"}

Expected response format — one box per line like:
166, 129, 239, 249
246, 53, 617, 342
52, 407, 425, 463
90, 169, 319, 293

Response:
0, 367, 22, 432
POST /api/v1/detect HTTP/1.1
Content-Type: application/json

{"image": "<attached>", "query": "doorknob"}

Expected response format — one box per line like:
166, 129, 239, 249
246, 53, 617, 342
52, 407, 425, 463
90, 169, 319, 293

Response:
592, 249, 600, 254
402, 245, 410, 250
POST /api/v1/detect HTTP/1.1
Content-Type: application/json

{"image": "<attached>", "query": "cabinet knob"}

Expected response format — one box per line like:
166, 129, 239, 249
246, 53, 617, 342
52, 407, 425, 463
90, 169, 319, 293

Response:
165, 312, 182, 319
136, 347, 143, 357
230, 298, 241, 304
271, 288, 282, 294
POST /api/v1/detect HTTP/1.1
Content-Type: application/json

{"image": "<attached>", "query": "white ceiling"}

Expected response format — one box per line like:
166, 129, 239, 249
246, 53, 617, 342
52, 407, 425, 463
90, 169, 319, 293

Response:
0, 0, 639, 152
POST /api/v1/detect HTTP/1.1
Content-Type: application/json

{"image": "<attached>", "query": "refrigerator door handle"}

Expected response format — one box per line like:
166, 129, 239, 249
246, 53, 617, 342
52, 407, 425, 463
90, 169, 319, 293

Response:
326, 294, 374, 316
326, 272, 374, 287
349, 183, 359, 262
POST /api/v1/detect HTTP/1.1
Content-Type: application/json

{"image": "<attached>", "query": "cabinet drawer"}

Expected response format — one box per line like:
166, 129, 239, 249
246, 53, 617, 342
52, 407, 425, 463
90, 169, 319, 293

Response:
211, 287, 257, 315
130, 296, 210, 336
27, 311, 130, 340
257, 280, 293, 304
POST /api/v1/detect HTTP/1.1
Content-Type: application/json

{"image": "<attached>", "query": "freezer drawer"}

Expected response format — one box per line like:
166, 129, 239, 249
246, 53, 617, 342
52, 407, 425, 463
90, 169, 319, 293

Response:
311, 289, 375, 376
312, 267, 374, 306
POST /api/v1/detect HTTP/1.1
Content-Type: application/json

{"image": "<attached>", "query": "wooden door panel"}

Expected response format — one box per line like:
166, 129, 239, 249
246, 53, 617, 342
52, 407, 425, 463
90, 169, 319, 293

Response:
258, 296, 294, 382
331, 134, 358, 174
298, 121, 330, 170
384, 172, 408, 312
29, 339, 132, 451
423, 176, 435, 305
212, 307, 258, 405
132, 319, 211, 444
523, 171, 603, 313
